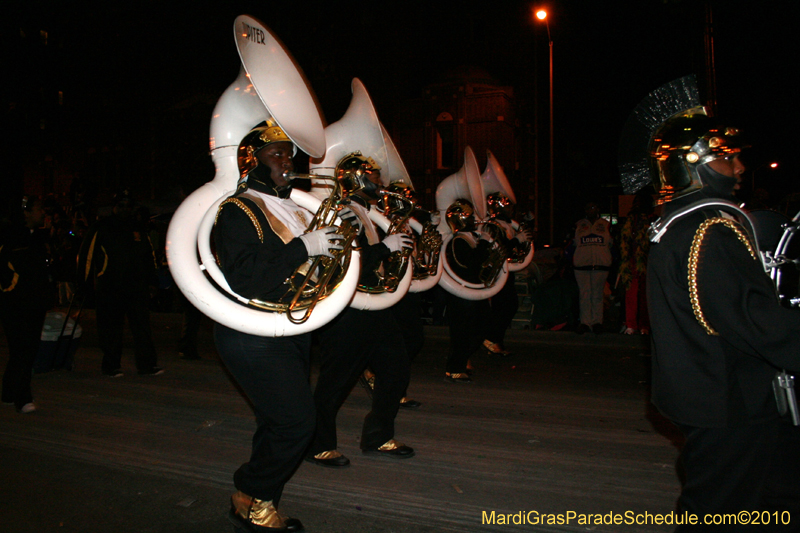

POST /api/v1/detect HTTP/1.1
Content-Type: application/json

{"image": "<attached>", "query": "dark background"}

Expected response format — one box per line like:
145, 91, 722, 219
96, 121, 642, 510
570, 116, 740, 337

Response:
5, 0, 798, 228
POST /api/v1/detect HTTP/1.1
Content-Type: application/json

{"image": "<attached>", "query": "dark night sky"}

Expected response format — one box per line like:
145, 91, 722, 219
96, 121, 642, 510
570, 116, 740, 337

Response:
10, 0, 799, 213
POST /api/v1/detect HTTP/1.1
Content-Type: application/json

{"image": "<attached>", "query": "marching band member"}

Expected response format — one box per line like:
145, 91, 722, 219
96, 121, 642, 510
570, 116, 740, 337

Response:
214, 122, 358, 532
307, 154, 416, 468
442, 200, 494, 383
481, 193, 533, 356
621, 76, 800, 524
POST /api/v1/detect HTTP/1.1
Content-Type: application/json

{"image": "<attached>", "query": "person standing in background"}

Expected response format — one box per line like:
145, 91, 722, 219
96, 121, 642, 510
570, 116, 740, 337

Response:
572, 202, 612, 334
1, 196, 54, 413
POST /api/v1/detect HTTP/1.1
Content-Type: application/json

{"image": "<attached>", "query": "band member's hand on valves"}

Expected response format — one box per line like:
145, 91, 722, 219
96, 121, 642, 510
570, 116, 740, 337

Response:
300, 226, 345, 258
338, 206, 363, 235
382, 233, 414, 253
515, 229, 533, 243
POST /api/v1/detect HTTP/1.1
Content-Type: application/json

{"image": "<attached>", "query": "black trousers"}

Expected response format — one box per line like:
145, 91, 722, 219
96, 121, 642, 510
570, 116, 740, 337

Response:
391, 293, 425, 397
444, 291, 489, 374
214, 324, 315, 505
178, 298, 202, 357
95, 289, 158, 373
311, 307, 410, 453
1, 309, 46, 409
676, 418, 800, 531
484, 271, 518, 346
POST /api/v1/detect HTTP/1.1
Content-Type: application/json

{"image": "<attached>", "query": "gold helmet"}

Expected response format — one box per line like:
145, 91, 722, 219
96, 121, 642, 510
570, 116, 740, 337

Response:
236, 120, 292, 181
336, 152, 382, 198
446, 199, 476, 233
377, 181, 415, 213
649, 107, 746, 202
486, 192, 514, 219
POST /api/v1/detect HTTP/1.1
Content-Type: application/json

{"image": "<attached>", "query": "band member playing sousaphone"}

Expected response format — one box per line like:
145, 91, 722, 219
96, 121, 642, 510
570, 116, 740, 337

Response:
479, 150, 534, 355
376, 180, 441, 408
307, 153, 417, 467
215, 122, 364, 533
169, 15, 361, 533
302, 78, 417, 467
436, 147, 508, 383
440, 199, 497, 382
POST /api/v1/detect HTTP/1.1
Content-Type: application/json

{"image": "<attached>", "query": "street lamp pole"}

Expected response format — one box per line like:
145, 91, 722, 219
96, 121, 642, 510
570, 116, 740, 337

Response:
536, 9, 554, 245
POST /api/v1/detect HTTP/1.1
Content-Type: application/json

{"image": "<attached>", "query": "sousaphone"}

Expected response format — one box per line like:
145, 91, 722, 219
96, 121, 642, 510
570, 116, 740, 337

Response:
481, 149, 534, 271
436, 146, 509, 300
166, 15, 360, 336
309, 78, 413, 310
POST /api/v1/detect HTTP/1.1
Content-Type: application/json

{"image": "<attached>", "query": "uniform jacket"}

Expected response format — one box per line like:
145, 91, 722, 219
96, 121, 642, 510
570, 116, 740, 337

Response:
78, 214, 158, 294
213, 190, 310, 302
648, 192, 800, 428
0, 226, 53, 314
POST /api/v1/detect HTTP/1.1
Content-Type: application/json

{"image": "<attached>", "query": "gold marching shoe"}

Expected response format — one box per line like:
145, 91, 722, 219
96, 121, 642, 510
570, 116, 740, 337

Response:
361, 438, 415, 459
358, 369, 375, 399
483, 339, 511, 356
228, 491, 303, 532
305, 449, 350, 468
444, 372, 472, 384
399, 396, 422, 409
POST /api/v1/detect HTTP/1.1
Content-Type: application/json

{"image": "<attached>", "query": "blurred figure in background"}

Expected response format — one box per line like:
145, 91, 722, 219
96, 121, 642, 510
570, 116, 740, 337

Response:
77, 190, 162, 377
1, 196, 54, 413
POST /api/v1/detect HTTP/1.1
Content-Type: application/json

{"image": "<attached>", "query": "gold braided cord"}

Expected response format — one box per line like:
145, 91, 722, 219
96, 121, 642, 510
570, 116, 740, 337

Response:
216, 198, 264, 243
688, 217, 757, 336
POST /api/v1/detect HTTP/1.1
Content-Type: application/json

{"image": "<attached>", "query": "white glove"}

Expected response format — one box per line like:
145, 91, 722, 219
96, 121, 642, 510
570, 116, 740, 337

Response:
299, 227, 345, 258
515, 229, 533, 243
382, 233, 414, 253
338, 207, 363, 235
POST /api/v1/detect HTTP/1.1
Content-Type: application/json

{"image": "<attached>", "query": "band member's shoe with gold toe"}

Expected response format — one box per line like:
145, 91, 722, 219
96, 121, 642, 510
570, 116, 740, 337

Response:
483, 339, 512, 356
358, 370, 375, 399
305, 449, 350, 468
361, 439, 415, 459
399, 397, 422, 409
444, 372, 472, 384
228, 490, 304, 532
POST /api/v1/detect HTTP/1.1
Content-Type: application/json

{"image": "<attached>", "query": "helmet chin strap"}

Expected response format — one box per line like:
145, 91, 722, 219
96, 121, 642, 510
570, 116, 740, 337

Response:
697, 164, 738, 200
245, 164, 292, 198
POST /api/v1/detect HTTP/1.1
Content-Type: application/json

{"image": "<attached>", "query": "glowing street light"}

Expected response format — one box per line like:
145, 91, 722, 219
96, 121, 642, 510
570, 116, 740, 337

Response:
535, 8, 555, 245
752, 161, 779, 192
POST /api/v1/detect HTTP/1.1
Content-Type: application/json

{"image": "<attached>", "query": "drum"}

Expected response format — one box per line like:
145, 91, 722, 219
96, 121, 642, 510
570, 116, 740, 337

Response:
772, 212, 800, 308
753, 210, 800, 308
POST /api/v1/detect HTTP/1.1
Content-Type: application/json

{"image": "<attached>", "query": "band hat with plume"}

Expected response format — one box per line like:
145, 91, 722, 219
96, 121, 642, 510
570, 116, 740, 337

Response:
618, 75, 701, 195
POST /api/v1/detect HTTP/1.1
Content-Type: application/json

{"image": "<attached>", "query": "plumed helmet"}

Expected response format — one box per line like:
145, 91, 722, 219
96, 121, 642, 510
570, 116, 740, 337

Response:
237, 120, 292, 181
486, 192, 514, 219
446, 199, 476, 233
335, 152, 382, 198
649, 107, 746, 202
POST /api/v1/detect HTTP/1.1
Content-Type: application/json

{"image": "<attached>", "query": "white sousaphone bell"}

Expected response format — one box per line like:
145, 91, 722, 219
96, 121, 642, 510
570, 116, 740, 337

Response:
309, 78, 413, 310
481, 149, 534, 271
166, 14, 360, 337
436, 146, 509, 300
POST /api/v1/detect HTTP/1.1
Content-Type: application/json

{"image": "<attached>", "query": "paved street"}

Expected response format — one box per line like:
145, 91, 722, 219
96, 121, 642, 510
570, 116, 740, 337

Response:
0, 310, 684, 533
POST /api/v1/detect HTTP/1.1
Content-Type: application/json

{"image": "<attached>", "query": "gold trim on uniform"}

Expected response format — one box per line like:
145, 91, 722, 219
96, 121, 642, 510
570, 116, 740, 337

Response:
216, 198, 264, 243
688, 217, 757, 336
1, 243, 20, 292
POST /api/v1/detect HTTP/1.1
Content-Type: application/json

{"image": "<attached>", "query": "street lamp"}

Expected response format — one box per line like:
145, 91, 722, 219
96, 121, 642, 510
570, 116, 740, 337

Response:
752, 161, 778, 192
536, 9, 554, 245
